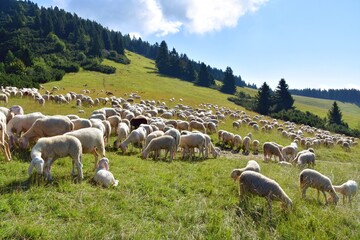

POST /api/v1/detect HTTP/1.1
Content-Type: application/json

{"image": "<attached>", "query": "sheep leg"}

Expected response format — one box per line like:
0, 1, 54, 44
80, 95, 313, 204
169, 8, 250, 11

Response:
301, 185, 309, 199
91, 149, 99, 169
320, 190, 327, 204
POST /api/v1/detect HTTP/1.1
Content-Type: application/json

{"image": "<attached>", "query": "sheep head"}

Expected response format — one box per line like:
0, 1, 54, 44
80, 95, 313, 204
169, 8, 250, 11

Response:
97, 158, 109, 171
28, 156, 44, 175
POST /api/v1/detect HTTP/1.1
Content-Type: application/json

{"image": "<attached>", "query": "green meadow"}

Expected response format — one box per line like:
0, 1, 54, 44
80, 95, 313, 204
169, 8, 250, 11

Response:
0, 51, 359, 239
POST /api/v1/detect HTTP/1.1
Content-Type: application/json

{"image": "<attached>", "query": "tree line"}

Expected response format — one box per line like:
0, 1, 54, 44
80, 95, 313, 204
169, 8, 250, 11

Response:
289, 88, 360, 107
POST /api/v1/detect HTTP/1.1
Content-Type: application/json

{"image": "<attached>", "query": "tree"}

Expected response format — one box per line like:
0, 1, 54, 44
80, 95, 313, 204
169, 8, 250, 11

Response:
196, 62, 212, 87
155, 41, 170, 74
220, 67, 236, 94
273, 78, 294, 112
254, 82, 272, 115
327, 101, 344, 125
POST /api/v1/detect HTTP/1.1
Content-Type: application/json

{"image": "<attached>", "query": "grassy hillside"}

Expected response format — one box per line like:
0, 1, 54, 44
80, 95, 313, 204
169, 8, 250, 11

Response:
1, 51, 359, 239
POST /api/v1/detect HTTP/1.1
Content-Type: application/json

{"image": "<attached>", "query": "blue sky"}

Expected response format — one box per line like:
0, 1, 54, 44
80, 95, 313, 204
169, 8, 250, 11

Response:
32, 0, 360, 90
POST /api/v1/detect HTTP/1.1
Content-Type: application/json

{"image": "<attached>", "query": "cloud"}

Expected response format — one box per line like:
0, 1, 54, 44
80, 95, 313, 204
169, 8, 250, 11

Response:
41, 0, 268, 36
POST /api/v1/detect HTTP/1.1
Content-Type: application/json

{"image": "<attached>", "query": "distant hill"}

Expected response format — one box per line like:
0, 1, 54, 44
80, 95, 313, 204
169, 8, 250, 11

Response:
289, 88, 360, 106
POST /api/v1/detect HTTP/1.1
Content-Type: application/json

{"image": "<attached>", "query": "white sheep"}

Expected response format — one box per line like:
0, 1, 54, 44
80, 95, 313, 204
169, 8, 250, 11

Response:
231, 160, 260, 181
141, 135, 176, 161
6, 112, 46, 148
299, 169, 339, 205
65, 128, 105, 169
0, 93, 8, 104
238, 171, 292, 213
242, 136, 251, 155
71, 118, 92, 130
262, 142, 284, 162
179, 132, 206, 160
117, 126, 147, 153
189, 120, 206, 134
0, 112, 11, 161
20, 116, 74, 149
333, 180, 358, 205
28, 135, 83, 182
113, 122, 130, 149
93, 157, 119, 187
297, 151, 316, 168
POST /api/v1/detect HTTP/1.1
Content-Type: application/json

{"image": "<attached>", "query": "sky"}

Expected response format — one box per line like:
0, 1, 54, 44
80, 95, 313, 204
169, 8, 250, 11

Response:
31, 0, 360, 90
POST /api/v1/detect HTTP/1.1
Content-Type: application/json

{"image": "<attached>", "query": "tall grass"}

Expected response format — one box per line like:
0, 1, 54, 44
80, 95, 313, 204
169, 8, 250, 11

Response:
0, 51, 359, 239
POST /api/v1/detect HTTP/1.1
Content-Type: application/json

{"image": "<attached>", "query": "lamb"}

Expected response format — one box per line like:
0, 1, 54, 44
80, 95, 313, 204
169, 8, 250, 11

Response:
141, 135, 176, 161
299, 169, 339, 205
231, 160, 260, 181
263, 142, 285, 162
297, 151, 316, 168
238, 171, 292, 214
19, 115, 74, 149
65, 128, 105, 169
117, 126, 147, 153
333, 180, 358, 205
28, 135, 83, 182
93, 157, 119, 187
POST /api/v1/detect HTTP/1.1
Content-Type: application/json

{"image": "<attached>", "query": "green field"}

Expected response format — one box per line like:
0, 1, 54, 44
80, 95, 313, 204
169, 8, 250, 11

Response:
0, 51, 359, 239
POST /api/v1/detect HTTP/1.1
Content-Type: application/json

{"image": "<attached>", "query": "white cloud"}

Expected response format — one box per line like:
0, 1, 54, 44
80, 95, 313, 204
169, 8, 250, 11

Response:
39, 0, 268, 36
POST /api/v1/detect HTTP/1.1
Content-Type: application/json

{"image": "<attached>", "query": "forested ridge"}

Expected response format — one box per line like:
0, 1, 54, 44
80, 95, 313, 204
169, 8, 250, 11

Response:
0, 0, 253, 91
290, 88, 360, 106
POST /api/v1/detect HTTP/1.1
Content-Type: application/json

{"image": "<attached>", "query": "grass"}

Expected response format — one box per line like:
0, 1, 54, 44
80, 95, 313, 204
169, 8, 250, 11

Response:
1, 51, 359, 239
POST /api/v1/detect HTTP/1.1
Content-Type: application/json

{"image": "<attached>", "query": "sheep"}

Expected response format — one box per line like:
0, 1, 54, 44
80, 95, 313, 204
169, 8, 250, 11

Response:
141, 135, 176, 161
238, 171, 292, 214
6, 112, 46, 148
189, 120, 206, 134
19, 115, 74, 149
297, 151, 316, 168
179, 132, 206, 160
113, 122, 130, 149
293, 148, 315, 164
333, 180, 358, 205
263, 142, 285, 162
65, 128, 105, 169
299, 169, 339, 205
93, 157, 119, 187
281, 145, 297, 162
130, 116, 148, 130
28, 135, 83, 182
342, 142, 351, 152
164, 128, 181, 156
0, 112, 11, 161
231, 160, 260, 181
242, 136, 251, 155
71, 118, 92, 130
0, 93, 8, 104
117, 126, 147, 153
252, 140, 260, 155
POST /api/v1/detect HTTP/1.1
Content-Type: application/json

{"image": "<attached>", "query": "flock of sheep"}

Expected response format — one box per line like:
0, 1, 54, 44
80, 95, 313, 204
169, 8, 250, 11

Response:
0, 85, 358, 213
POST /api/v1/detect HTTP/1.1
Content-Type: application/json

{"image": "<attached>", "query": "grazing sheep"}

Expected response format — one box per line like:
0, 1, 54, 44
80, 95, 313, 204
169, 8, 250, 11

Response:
164, 128, 181, 156
333, 180, 358, 205
293, 148, 315, 164
231, 160, 260, 181
239, 171, 292, 213
0, 112, 11, 161
263, 142, 285, 162
179, 132, 206, 160
252, 140, 260, 155
141, 135, 176, 161
6, 112, 46, 148
242, 136, 252, 155
28, 135, 83, 182
117, 126, 147, 153
20, 116, 74, 149
94, 157, 119, 187
71, 118, 92, 130
297, 152, 316, 168
113, 122, 130, 149
299, 169, 339, 205
281, 145, 297, 162
0, 93, 8, 104
130, 116, 148, 130
144, 130, 165, 149
189, 120, 206, 134
342, 142, 351, 152
65, 128, 105, 169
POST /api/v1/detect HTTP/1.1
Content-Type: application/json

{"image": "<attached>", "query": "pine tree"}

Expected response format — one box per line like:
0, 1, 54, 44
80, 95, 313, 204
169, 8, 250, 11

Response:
327, 101, 343, 125
254, 82, 272, 115
156, 41, 170, 74
196, 62, 211, 87
273, 78, 294, 112
220, 67, 236, 94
